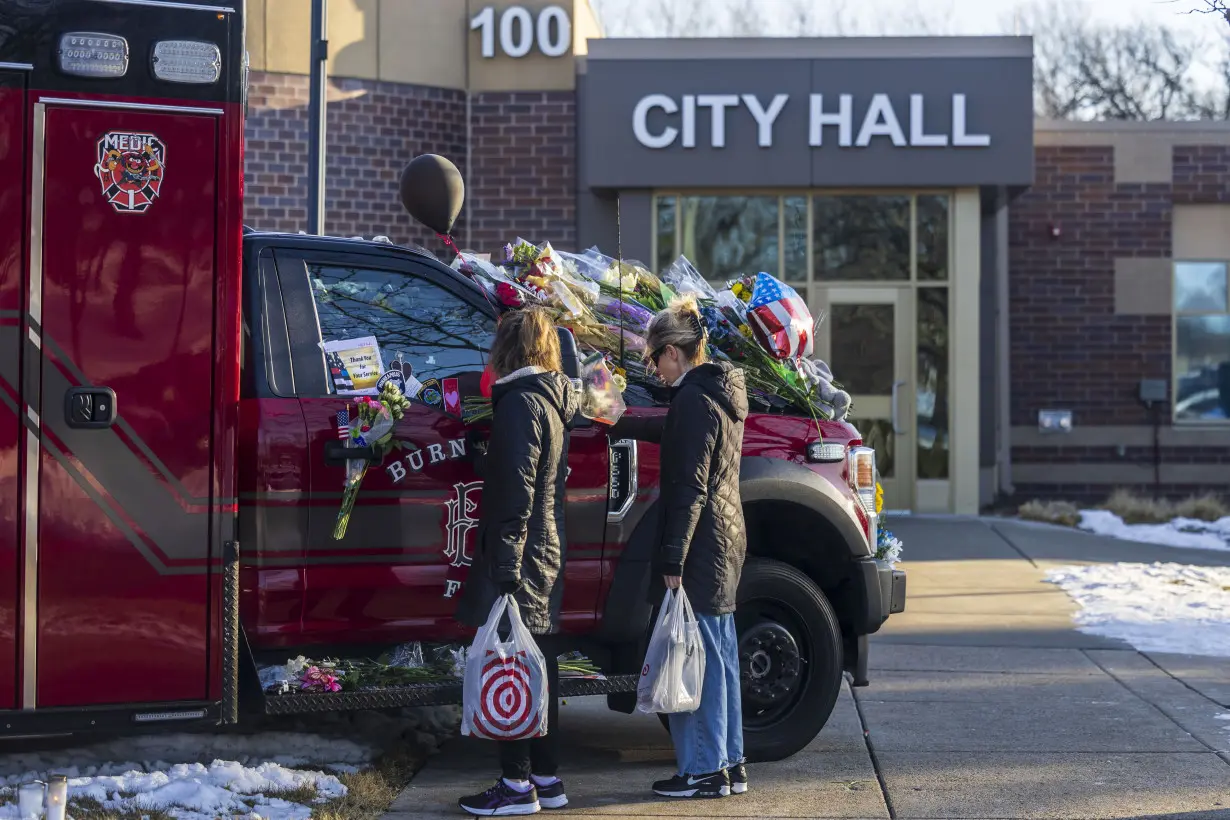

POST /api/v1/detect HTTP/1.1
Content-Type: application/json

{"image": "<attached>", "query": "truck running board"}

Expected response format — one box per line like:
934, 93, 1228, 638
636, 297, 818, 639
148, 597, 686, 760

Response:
263, 674, 640, 716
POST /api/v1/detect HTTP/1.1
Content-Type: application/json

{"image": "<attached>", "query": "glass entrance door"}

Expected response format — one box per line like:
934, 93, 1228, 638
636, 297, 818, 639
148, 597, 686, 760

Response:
815, 288, 915, 512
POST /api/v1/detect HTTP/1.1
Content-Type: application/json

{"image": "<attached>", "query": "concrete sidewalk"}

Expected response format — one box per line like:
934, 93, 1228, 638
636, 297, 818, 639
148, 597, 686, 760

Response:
385, 517, 1230, 819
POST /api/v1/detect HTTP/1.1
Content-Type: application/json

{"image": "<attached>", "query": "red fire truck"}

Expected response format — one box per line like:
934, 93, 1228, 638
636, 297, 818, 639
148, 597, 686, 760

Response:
0, 0, 904, 762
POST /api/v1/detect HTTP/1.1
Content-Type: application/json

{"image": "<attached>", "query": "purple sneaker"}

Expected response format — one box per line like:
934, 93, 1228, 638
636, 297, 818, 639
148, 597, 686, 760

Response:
458, 779, 541, 816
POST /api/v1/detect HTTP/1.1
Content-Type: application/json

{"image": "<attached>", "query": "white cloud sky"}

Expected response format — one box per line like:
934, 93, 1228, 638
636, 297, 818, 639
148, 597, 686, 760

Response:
593, 0, 1226, 38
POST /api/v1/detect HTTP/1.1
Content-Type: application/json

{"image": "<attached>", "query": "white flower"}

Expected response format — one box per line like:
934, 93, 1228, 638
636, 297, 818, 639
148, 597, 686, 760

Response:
284, 655, 310, 678
876, 536, 904, 567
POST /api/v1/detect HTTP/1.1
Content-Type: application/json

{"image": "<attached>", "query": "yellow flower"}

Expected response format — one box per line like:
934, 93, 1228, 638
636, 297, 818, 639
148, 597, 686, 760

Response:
875, 482, 884, 515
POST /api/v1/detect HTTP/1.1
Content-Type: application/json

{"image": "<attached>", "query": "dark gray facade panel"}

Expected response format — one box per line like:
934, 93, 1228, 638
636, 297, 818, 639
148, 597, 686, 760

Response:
580, 55, 1034, 189
576, 190, 652, 263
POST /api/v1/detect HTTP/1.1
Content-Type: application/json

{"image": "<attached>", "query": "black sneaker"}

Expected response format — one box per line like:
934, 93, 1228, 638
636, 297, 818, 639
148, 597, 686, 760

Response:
652, 770, 730, 798
729, 763, 748, 794
532, 778, 568, 809
458, 780, 540, 816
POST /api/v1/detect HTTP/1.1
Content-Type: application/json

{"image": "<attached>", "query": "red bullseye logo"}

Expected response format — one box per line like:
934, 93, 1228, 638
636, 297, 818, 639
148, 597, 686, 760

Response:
471, 650, 543, 740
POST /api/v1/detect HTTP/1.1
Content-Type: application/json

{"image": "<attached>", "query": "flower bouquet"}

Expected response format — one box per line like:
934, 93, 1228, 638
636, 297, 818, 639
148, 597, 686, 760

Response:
452, 238, 853, 425
333, 380, 413, 539
873, 482, 904, 566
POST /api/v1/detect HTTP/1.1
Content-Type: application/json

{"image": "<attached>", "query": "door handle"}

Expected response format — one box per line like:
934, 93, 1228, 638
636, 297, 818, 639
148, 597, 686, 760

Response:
890, 381, 907, 436
323, 439, 379, 467
64, 387, 117, 429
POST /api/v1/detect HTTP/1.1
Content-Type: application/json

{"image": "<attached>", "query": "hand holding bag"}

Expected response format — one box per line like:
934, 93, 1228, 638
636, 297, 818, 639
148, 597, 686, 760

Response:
461, 595, 549, 740
636, 587, 706, 714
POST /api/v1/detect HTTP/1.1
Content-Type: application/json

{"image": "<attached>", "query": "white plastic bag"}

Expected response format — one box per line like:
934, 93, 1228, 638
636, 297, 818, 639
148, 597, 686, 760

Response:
461, 595, 549, 740
636, 588, 706, 714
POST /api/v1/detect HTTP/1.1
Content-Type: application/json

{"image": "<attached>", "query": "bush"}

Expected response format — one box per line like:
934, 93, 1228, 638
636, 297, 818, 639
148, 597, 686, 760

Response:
1101, 489, 1174, 524
1018, 499, 1081, 527
1173, 494, 1228, 522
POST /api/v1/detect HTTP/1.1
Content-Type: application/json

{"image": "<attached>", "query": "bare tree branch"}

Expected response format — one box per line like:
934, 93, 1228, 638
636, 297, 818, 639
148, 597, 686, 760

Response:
1018, 0, 1230, 120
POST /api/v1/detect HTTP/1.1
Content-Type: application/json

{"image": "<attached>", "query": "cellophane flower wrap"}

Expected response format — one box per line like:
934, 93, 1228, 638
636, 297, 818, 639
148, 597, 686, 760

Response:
450, 239, 852, 425
579, 352, 627, 426
333, 381, 413, 539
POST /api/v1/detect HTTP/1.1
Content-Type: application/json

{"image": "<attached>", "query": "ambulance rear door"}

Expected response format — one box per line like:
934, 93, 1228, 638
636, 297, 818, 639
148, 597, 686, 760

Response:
30, 101, 223, 708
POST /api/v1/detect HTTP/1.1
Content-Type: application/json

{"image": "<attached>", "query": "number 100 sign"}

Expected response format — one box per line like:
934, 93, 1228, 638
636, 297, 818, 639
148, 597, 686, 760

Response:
470, 5, 572, 59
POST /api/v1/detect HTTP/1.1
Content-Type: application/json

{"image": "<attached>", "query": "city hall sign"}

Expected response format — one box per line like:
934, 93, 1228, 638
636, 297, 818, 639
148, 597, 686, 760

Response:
631, 93, 991, 150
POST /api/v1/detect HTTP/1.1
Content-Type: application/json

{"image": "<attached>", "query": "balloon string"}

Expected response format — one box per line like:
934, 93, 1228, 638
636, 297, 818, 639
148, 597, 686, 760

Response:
436, 232, 461, 260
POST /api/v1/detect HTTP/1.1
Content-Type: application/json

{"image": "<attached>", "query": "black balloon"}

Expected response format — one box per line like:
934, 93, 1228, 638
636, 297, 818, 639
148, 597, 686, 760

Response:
398, 154, 465, 235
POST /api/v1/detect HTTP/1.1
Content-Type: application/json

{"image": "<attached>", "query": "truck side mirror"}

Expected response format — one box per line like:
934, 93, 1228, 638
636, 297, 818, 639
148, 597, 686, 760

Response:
558, 327, 581, 379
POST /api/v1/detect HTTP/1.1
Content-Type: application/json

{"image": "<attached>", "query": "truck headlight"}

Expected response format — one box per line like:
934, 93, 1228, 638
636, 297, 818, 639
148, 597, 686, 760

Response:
848, 446, 877, 516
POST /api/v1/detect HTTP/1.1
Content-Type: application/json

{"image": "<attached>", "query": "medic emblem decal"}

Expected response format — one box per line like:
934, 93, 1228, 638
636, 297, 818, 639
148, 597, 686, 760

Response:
94, 131, 166, 213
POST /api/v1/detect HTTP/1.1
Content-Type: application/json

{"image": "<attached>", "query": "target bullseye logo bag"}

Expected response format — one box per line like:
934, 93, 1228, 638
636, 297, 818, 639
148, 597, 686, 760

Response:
636, 587, 706, 714
461, 594, 549, 740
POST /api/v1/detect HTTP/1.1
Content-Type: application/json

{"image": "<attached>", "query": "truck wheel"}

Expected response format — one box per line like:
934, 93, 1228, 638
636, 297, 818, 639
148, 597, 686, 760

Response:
737, 558, 843, 762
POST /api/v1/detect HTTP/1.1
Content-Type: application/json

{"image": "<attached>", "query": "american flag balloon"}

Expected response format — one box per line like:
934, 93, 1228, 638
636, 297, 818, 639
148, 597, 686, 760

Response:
336, 407, 352, 441
746, 272, 814, 360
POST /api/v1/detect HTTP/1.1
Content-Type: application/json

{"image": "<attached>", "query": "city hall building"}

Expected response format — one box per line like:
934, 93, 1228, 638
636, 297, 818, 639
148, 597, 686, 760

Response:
243, 0, 1230, 514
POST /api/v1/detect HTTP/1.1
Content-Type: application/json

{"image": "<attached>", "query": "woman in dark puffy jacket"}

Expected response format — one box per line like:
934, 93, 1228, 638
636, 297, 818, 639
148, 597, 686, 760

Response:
610, 295, 750, 800
454, 306, 578, 816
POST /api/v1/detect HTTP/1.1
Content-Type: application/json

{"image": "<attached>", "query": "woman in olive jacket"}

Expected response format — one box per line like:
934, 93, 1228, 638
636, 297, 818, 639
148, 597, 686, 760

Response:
610, 295, 750, 800
454, 307, 579, 816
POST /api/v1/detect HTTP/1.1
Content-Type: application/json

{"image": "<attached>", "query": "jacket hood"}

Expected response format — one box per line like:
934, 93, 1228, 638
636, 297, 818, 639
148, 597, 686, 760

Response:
678, 361, 748, 423
491, 369, 580, 427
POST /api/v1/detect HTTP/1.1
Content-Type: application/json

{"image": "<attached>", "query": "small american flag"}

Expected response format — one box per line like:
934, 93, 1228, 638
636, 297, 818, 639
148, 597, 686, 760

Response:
336, 407, 352, 441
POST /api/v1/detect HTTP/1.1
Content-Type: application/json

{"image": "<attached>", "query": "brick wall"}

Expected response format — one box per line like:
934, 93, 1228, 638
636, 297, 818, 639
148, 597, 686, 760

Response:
1008, 146, 1172, 428
244, 72, 467, 250
244, 74, 577, 258
466, 91, 578, 257
1173, 146, 1230, 205
1008, 143, 1230, 503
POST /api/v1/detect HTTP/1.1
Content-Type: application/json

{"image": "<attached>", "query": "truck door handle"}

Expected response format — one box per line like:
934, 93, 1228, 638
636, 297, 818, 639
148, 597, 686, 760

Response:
323, 440, 379, 467
890, 381, 906, 437
64, 387, 117, 429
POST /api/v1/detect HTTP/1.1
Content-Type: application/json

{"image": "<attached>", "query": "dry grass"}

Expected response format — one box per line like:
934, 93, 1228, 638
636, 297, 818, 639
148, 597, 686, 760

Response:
1172, 494, 1228, 522
23, 745, 425, 820
66, 797, 175, 820
313, 746, 424, 820
1100, 489, 1175, 524
1017, 499, 1081, 527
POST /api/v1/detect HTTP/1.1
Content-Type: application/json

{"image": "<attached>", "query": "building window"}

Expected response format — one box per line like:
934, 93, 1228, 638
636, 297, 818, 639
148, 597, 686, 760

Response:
813, 195, 910, 281
1174, 261, 1230, 423
654, 192, 950, 294
677, 196, 779, 285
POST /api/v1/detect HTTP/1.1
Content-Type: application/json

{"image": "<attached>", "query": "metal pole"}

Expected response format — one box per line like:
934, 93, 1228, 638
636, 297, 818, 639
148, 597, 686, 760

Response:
307, 0, 328, 235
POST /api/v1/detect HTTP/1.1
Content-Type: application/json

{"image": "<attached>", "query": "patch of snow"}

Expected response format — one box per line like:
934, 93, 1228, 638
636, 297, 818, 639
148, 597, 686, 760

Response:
1045, 562, 1230, 657
1077, 510, 1230, 552
0, 761, 344, 820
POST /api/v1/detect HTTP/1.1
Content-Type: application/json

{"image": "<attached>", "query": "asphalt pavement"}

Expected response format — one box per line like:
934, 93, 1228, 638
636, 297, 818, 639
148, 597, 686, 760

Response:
385, 516, 1230, 819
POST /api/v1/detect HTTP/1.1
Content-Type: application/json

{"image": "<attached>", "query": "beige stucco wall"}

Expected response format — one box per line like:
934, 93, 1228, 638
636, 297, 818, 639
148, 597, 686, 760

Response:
246, 0, 600, 91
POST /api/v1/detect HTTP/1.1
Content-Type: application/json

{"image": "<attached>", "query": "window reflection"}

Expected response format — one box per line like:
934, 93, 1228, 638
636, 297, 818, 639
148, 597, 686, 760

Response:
917, 287, 949, 478
1174, 262, 1227, 314
1175, 315, 1230, 422
656, 196, 676, 274
784, 196, 807, 282
679, 196, 779, 283
309, 265, 494, 393
917, 195, 950, 281
813, 195, 910, 281
853, 419, 895, 478
830, 304, 894, 395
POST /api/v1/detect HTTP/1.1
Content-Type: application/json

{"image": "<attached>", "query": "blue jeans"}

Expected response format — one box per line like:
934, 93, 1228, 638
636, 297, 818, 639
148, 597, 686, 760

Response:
667, 612, 744, 776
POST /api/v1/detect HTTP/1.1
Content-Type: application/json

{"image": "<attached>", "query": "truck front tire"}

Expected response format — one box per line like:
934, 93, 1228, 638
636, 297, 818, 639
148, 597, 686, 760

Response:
736, 558, 844, 762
